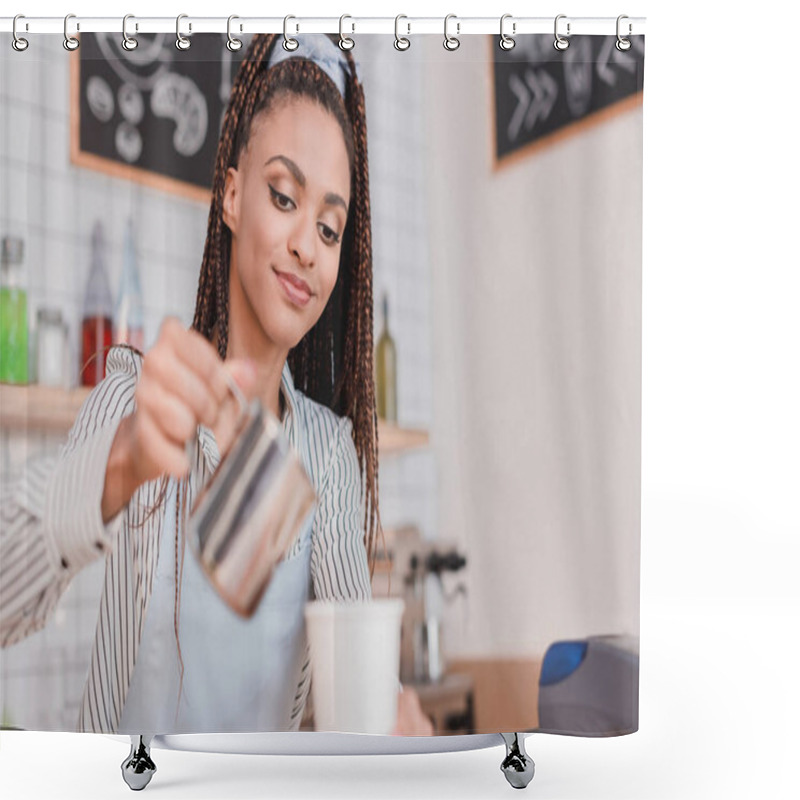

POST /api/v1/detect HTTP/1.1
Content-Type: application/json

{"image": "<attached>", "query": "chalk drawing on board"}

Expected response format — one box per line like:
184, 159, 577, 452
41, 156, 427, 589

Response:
151, 73, 208, 158
86, 76, 114, 123
118, 83, 145, 126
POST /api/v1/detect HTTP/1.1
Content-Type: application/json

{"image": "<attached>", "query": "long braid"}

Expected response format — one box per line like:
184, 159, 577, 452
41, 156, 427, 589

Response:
167, 32, 385, 717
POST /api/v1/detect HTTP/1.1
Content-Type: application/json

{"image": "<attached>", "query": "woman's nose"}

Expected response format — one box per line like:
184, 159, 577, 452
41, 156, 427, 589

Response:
288, 214, 316, 268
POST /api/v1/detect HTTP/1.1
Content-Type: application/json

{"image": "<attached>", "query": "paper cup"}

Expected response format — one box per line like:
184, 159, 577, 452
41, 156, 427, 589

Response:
304, 599, 405, 734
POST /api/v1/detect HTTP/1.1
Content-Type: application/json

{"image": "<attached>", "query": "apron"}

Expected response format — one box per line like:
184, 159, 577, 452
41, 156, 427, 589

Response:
118, 476, 313, 734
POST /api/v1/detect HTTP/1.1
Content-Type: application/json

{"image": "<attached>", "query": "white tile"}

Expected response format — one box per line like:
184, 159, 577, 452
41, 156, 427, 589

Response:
5, 100, 37, 166
138, 190, 169, 255
3, 161, 34, 230
75, 172, 112, 243
43, 173, 76, 239
42, 115, 70, 176
4, 46, 42, 107
42, 55, 71, 121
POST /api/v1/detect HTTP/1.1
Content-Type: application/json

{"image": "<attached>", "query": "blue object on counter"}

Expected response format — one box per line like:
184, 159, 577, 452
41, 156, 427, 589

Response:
539, 641, 588, 686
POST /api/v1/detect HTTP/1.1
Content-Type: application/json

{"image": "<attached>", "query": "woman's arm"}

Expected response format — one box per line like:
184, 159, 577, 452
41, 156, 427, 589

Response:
0, 347, 140, 648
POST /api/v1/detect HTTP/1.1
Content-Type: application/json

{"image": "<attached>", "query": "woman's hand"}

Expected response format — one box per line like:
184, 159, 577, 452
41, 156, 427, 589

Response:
119, 317, 257, 487
391, 685, 434, 736
105, 317, 257, 522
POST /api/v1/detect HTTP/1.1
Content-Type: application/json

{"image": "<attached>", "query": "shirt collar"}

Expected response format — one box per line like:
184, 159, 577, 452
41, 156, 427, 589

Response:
197, 360, 298, 472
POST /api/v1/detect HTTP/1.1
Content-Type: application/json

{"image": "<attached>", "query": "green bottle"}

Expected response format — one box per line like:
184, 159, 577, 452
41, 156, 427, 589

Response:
0, 236, 29, 385
375, 293, 397, 422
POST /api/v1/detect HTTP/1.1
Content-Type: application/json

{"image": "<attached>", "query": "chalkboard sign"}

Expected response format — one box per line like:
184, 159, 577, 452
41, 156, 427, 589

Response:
70, 33, 248, 201
492, 35, 645, 167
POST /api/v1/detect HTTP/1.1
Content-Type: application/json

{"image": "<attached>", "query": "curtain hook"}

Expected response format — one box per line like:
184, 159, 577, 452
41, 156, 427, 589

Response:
226, 15, 242, 52
394, 14, 410, 51
12, 14, 29, 52
63, 13, 79, 51
443, 13, 460, 51
175, 14, 191, 51
121, 14, 138, 51
554, 14, 570, 51
499, 14, 516, 51
616, 15, 632, 51
283, 15, 299, 51
338, 14, 355, 50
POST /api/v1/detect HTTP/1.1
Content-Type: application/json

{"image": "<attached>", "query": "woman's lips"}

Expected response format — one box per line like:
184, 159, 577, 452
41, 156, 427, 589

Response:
274, 269, 312, 307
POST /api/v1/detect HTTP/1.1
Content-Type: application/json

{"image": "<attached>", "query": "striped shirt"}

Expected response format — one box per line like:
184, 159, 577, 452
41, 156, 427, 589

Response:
0, 345, 372, 732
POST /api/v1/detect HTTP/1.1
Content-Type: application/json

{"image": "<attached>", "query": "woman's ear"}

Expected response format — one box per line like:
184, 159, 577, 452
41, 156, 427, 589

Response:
222, 166, 239, 233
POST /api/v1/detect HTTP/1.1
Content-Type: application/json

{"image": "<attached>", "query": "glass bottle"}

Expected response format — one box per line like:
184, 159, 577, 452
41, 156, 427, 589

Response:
375, 293, 397, 422
80, 222, 113, 387
36, 307, 68, 388
0, 236, 29, 385
113, 218, 145, 351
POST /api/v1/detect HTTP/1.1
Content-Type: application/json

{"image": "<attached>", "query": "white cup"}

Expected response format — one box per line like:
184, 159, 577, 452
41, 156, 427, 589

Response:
304, 599, 405, 734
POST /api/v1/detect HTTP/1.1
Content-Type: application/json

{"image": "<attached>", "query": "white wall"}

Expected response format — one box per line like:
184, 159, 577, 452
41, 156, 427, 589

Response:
420, 35, 642, 658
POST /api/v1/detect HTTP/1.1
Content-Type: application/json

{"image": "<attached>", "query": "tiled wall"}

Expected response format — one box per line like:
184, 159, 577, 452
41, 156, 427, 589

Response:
0, 34, 437, 730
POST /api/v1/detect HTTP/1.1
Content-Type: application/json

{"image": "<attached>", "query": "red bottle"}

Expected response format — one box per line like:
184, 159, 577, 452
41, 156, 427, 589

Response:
80, 222, 114, 387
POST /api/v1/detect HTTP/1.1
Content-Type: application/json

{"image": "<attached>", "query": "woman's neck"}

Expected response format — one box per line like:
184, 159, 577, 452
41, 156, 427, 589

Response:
210, 323, 286, 420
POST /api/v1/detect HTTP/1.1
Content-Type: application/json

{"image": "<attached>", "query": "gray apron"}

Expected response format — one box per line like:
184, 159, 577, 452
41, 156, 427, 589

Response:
118, 476, 313, 734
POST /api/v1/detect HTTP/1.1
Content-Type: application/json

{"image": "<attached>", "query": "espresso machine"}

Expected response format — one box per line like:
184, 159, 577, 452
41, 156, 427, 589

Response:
399, 541, 468, 684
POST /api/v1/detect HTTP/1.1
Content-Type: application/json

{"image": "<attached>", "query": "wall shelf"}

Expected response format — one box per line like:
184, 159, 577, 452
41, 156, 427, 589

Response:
0, 383, 430, 454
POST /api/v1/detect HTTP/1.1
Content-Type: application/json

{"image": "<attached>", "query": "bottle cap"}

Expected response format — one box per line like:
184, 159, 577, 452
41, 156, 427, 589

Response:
37, 307, 64, 326
1, 236, 24, 266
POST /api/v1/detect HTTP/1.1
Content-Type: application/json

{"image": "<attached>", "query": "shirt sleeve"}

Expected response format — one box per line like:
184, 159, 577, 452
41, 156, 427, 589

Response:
0, 346, 140, 648
310, 414, 372, 602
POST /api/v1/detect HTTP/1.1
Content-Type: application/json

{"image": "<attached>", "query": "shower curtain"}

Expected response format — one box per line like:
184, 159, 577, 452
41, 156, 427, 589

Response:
0, 25, 644, 740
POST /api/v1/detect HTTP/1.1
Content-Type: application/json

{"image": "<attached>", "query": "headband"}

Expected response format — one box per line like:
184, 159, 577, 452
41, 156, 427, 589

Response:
267, 34, 353, 100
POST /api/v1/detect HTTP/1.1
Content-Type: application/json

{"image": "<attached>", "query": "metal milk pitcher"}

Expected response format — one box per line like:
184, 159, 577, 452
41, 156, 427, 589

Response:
185, 370, 317, 618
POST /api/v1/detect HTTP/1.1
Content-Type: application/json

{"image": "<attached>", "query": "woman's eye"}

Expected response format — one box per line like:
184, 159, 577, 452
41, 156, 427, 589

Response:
318, 223, 341, 246
269, 185, 294, 211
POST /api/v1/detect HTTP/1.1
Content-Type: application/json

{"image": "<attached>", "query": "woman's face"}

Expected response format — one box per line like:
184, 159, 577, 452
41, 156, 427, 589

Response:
222, 95, 351, 355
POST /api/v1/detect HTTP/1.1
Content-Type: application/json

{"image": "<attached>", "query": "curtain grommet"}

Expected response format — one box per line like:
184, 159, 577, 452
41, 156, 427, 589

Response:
226, 15, 242, 52
338, 14, 355, 51
554, 14, 570, 51
63, 13, 79, 51
12, 14, 29, 52
499, 14, 516, 51
616, 15, 632, 51
283, 15, 299, 51
121, 14, 138, 51
443, 14, 460, 51
175, 13, 191, 51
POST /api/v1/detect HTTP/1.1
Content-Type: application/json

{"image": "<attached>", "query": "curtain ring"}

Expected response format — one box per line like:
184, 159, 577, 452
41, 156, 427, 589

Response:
121, 14, 138, 51
283, 15, 299, 51
443, 14, 460, 51
616, 15, 632, 51
394, 15, 410, 51
553, 14, 570, 51
338, 14, 355, 50
226, 15, 242, 52
499, 14, 516, 51
12, 14, 29, 52
175, 14, 191, 51
63, 14, 79, 51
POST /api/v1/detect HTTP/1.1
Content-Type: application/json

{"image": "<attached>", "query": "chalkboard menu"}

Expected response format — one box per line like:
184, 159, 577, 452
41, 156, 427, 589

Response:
492, 35, 645, 167
71, 33, 248, 201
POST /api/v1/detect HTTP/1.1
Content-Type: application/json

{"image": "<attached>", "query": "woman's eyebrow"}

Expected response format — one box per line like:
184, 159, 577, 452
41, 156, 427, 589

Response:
265, 154, 348, 214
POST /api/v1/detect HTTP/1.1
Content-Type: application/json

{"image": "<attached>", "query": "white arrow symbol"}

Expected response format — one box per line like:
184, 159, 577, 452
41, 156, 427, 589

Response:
596, 37, 637, 87
507, 68, 559, 142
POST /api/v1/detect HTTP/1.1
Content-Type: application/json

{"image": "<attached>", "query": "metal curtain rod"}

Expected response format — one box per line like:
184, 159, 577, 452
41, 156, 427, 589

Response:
0, 15, 646, 37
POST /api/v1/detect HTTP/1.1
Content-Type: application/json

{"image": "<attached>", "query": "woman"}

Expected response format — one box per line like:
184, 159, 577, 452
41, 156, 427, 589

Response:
0, 33, 432, 736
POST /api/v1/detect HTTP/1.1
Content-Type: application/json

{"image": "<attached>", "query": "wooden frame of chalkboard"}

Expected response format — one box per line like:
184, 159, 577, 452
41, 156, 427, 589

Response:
69, 33, 247, 204
490, 35, 645, 172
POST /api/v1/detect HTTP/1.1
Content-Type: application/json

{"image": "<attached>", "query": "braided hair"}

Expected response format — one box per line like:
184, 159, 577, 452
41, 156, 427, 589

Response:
114, 33, 383, 718
190, 32, 381, 572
